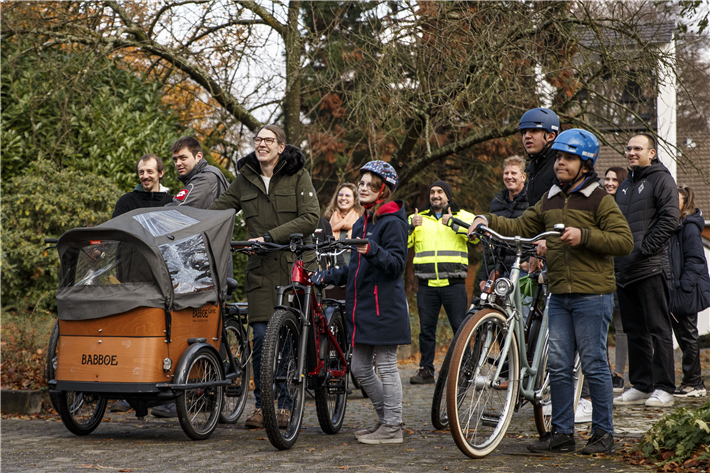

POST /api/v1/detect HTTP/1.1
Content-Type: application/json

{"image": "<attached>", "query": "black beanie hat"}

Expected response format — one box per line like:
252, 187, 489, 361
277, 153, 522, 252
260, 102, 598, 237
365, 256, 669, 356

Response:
430, 180, 453, 202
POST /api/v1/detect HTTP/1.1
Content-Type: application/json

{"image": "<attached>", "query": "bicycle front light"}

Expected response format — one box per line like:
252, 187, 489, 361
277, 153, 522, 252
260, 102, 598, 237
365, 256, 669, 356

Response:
494, 278, 512, 297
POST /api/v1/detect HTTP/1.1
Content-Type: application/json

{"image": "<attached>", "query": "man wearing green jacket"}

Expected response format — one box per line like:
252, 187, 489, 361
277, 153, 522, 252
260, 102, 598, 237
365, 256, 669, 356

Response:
408, 181, 475, 384
469, 129, 633, 455
209, 125, 320, 428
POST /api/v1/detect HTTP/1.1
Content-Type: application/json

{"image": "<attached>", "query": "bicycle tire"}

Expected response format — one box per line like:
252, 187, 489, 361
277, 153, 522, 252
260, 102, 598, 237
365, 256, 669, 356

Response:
533, 337, 585, 436
261, 309, 306, 450
176, 347, 224, 440
431, 308, 477, 430
219, 317, 250, 424
315, 309, 348, 434
446, 309, 519, 458
57, 391, 107, 436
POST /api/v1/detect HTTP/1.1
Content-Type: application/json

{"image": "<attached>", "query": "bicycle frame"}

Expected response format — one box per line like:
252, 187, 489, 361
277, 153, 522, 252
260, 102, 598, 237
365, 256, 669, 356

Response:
274, 260, 348, 384
476, 230, 558, 406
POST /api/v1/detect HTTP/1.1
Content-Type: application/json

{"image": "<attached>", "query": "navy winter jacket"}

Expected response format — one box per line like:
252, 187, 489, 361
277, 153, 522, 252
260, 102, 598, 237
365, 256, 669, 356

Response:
324, 201, 411, 346
614, 158, 679, 287
668, 209, 710, 315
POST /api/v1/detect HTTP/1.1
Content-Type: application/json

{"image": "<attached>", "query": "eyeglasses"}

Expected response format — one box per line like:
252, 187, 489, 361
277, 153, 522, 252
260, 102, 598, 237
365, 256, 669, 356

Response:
624, 146, 648, 153
254, 137, 276, 146
357, 181, 376, 191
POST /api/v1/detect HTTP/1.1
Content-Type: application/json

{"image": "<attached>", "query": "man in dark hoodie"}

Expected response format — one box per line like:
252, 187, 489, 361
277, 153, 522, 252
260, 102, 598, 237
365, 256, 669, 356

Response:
166, 136, 229, 208
613, 133, 679, 408
209, 125, 320, 429
112, 154, 173, 217
407, 180, 475, 384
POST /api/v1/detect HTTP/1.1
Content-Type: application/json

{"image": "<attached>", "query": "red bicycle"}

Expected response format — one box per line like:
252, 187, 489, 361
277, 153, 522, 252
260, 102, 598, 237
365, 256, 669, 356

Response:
233, 234, 367, 450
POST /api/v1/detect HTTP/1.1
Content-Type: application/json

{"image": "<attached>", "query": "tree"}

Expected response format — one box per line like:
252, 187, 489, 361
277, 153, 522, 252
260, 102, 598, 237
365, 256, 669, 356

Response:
1, 38, 188, 192
0, 160, 123, 310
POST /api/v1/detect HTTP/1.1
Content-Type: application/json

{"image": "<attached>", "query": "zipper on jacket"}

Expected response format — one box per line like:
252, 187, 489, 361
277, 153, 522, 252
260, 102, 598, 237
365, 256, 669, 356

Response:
564, 195, 572, 293
374, 285, 380, 316
351, 215, 369, 346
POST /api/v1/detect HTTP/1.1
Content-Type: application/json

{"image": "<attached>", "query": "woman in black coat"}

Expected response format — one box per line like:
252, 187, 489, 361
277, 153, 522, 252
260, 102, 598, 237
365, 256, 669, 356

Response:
668, 186, 710, 397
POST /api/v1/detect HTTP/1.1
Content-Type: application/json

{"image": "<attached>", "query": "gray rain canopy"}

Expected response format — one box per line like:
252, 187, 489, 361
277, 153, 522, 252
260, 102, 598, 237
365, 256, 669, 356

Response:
56, 207, 236, 320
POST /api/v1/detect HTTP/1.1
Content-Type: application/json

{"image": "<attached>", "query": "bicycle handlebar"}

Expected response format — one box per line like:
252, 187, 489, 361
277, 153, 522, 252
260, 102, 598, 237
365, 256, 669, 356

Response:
230, 238, 369, 252
474, 224, 562, 245
44, 238, 59, 244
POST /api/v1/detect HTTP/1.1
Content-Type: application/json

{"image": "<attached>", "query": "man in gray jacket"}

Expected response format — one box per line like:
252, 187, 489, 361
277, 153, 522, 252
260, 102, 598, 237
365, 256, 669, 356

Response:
166, 136, 229, 208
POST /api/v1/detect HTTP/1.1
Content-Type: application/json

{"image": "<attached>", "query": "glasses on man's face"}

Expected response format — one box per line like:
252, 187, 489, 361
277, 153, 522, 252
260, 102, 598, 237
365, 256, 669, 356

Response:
625, 146, 647, 154
254, 137, 276, 146
357, 181, 376, 191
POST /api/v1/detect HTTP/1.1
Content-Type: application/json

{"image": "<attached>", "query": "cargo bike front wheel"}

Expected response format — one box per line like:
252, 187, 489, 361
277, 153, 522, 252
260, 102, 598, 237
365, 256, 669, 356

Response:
176, 347, 224, 440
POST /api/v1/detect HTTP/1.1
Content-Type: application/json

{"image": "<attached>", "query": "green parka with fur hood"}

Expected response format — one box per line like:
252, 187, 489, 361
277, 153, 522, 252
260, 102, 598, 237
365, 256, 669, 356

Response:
482, 174, 633, 295
209, 145, 320, 323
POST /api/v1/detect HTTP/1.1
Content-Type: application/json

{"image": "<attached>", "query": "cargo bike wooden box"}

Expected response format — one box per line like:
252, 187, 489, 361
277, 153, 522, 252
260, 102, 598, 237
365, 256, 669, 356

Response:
46, 207, 248, 440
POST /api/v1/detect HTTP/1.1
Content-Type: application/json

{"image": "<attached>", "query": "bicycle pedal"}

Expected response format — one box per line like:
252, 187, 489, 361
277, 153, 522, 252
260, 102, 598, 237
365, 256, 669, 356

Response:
225, 385, 242, 397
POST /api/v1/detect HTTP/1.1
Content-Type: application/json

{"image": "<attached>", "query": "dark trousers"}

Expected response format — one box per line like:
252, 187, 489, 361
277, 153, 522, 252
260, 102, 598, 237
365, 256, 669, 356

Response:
672, 311, 704, 387
416, 283, 468, 371
617, 274, 676, 394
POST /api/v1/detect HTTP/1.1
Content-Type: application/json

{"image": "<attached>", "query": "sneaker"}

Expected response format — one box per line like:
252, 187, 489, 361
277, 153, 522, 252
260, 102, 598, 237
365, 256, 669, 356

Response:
151, 402, 177, 418
611, 374, 624, 393
574, 398, 593, 423
355, 420, 383, 438
410, 367, 435, 385
110, 400, 132, 412
613, 387, 651, 406
581, 428, 614, 455
357, 423, 403, 444
527, 431, 575, 453
245, 408, 263, 428
644, 389, 674, 407
277, 408, 291, 428
673, 385, 707, 398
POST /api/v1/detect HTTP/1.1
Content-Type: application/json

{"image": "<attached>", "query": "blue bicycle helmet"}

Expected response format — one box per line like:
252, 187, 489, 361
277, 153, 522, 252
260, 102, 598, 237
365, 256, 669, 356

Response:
518, 108, 560, 134
550, 128, 600, 167
360, 160, 399, 192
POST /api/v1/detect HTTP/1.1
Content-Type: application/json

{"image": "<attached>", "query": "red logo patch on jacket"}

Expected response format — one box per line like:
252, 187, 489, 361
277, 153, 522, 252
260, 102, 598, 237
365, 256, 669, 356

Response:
175, 188, 190, 201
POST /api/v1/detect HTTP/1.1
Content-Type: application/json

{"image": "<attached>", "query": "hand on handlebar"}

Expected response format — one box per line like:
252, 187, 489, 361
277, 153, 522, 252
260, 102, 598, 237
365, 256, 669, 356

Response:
311, 269, 329, 287
467, 217, 488, 240
559, 227, 582, 246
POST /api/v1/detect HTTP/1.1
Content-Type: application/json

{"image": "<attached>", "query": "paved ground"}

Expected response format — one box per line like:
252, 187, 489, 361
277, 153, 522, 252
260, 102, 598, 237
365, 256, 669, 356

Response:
2, 348, 708, 472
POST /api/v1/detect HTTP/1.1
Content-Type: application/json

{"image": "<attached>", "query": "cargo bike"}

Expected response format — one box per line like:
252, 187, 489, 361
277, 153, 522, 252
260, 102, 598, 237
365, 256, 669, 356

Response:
45, 207, 251, 440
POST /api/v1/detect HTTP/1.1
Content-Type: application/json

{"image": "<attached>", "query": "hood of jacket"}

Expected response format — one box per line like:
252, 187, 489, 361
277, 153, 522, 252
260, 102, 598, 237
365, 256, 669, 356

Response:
237, 144, 306, 176
681, 209, 705, 234
374, 200, 407, 222
628, 158, 671, 183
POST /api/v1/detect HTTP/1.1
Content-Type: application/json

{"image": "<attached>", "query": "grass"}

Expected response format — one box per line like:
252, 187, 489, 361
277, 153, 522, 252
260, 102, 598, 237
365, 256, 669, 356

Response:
1, 306, 55, 391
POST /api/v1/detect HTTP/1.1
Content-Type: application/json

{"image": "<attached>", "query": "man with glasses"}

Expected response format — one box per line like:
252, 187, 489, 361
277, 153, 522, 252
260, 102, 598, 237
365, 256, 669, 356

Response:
166, 136, 229, 209
408, 181, 475, 384
612, 133, 679, 408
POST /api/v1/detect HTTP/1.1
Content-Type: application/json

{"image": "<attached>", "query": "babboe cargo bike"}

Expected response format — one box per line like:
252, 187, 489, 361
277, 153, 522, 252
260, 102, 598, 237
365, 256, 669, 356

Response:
44, 207, 251, 440
233, 234, 368, 450
445, 222, 584, 458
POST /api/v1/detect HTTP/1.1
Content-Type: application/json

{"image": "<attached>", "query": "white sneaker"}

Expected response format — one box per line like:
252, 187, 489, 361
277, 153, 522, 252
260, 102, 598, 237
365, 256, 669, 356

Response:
613, 387, 652, 406
673, 385, 707, 398
644, 389, 674, 407
574, 398, 593, 423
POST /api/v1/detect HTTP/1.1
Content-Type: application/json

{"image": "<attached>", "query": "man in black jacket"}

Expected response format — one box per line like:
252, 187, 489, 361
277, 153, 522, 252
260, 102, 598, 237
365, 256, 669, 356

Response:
112, 154, 173, 217
613, 133, 679, 408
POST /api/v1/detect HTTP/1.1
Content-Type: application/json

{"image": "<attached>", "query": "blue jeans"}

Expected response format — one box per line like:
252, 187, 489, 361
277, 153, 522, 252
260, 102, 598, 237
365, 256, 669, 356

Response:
548, 293, 614, 435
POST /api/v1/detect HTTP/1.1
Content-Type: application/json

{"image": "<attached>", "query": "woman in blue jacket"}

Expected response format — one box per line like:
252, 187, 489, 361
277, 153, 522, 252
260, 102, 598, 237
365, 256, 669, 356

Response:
314, 161, 411, 444
668, 186, 710, 398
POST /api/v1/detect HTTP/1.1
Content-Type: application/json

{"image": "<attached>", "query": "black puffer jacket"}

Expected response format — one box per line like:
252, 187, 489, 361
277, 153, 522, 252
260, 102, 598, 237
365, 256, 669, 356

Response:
668, 209, 710, 315
479, 185, 529, 281
525, 145, 557, 206
614, 158, 679, 287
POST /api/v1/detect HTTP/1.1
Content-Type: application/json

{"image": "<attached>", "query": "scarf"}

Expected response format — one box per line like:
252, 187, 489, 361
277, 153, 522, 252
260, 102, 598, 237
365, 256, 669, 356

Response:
330, 208, 361, 239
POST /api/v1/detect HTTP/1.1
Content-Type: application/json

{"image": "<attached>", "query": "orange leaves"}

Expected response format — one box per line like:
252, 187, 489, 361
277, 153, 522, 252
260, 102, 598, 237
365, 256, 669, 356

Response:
320, 93, 347, 119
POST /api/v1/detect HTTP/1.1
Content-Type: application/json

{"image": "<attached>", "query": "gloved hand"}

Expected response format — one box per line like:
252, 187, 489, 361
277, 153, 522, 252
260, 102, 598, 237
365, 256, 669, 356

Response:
311, 270, 329, 286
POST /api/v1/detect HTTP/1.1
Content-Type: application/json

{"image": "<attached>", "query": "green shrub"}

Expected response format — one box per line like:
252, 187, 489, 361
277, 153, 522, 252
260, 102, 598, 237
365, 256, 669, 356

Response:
1, 160, 122, 311
638, 402, 710, 469
0, 307, 55, 390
